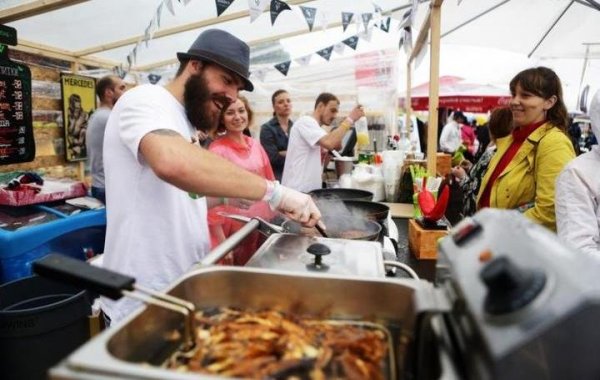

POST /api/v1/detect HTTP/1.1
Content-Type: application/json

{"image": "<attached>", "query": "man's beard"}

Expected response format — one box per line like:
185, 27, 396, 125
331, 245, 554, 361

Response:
183, 73, 215, 132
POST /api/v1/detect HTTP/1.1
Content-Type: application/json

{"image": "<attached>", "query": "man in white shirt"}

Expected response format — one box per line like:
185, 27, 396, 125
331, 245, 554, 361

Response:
439, 111, 466, 154
101, 29, 322, 323
282, 93, 364, 192
85, 75, 126, 203
555, 91, 600, 256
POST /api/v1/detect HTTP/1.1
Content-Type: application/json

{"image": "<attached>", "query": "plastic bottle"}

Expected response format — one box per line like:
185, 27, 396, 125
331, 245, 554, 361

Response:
355, 116, 369, 148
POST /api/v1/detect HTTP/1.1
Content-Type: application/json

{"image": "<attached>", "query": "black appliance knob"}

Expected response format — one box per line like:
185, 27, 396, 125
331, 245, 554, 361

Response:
306, 243, 331, 271
480, 256, 546, 315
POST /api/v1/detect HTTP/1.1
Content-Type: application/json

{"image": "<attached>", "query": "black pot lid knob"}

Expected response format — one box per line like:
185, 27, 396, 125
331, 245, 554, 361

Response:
480, 256, 546, 315
306, 243, 331, 271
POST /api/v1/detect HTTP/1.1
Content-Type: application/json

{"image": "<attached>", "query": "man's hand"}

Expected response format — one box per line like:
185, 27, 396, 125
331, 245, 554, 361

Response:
267, 183, 321, 227
348, 105, 365, 123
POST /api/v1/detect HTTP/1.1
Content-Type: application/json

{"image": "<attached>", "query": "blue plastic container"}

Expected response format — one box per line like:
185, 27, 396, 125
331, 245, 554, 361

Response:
0, 204, 106, 283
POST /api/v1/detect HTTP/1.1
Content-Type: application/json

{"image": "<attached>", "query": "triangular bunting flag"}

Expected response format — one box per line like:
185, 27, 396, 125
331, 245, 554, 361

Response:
294, 55, 311, 66
156, 3, 163, 28
320, 11, 329, 31
342, 36, 359, 50
148, 73, 162, 84
165, 0, 175, 16
372, 2, 383, 13
316, 46, 333, 61
274, 61, 291, 76
341, 12, 354, 32
126, 54, 132, 70
144, 25, 151, 47
215, 0, 235, 16
248, 0, 269, 23
333, 43, 345, 56
358, 28, 373, 43
183, 0, 192, 5
300, 6, 317, 31
398, 9, 412, 30
380, 17, 391, 32
411, 0, 418, 25
251, 68, 268, 82
401, 27, 412, 55
270, 0, 291, 25
361, 13, 373, 31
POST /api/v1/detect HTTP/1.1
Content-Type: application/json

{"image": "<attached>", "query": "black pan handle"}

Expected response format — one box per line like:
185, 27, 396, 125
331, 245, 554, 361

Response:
33, 254, 135, 300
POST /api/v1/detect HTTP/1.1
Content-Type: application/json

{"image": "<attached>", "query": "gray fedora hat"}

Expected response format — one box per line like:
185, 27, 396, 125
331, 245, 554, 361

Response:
177, 29, 253, 91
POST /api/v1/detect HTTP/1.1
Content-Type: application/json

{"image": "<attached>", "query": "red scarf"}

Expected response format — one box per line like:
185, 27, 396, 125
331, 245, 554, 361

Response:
479, 120, 546, 208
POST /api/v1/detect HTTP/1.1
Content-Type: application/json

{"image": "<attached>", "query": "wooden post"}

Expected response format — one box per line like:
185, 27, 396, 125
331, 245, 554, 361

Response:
405, 62, 412, 134
426, 1, 443, 176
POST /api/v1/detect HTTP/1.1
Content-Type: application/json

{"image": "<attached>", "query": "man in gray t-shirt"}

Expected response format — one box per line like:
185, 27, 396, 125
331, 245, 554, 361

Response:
86, 75, 126, 203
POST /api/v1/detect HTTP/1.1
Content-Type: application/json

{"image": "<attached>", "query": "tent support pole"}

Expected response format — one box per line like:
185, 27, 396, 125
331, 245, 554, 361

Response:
427, 1, 443, 176
528, 0, 574, 57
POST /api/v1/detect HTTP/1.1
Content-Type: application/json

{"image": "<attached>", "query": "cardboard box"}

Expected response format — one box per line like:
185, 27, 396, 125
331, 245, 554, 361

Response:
436, 153, 452, 177
408, 218, 448, 260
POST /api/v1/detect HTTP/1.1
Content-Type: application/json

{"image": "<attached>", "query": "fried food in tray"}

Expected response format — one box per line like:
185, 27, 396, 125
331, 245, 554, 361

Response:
165, 307, 393, 379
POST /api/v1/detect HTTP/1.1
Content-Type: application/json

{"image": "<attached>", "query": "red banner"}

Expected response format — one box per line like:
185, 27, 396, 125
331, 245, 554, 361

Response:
399, 95, 511, 113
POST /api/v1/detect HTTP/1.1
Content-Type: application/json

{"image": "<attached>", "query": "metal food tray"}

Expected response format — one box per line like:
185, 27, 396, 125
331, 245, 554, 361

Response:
51, 266, 440, 379
163, 313, 396, 379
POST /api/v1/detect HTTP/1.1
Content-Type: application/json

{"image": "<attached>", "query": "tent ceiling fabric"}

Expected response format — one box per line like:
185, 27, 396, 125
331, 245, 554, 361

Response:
414, 0, 600, 59
4, 0, 410, 69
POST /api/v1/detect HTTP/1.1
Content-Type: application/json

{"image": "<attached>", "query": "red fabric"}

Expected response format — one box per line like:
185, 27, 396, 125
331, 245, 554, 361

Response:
479, 120, 546, 208
460, 124, 477, 154
0, 179, 87, 206
207, 135, 276, 265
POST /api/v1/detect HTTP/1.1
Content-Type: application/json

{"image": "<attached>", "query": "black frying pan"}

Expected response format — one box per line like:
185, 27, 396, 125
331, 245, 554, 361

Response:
309, 188, 373, 202
340, 200, 390, 223
282, 219, 381, 241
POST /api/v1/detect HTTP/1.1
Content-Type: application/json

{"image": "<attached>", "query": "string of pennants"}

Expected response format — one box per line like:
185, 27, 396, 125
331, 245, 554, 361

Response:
115, 0, 425, 84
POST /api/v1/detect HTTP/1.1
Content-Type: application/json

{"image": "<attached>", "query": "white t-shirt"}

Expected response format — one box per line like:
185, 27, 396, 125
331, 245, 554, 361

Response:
100, 84, 210, 322
281, 115, 327, 192
86, 107, 111, 188
439, 120, 462, 153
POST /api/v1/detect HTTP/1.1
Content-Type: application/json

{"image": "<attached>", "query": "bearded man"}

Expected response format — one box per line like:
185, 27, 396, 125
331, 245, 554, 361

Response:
282, 92, 364, 192
101, 29, 322, 323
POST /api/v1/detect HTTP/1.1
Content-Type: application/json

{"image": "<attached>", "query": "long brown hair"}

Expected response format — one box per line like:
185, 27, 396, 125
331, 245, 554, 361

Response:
509, 67, 568, 131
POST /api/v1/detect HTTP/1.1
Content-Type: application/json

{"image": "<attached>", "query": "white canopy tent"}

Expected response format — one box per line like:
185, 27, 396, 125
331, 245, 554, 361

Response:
2, 0, 599, 120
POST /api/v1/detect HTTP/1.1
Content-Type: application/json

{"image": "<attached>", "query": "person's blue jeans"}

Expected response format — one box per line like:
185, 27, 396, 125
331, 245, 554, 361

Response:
91, 187, 106, 204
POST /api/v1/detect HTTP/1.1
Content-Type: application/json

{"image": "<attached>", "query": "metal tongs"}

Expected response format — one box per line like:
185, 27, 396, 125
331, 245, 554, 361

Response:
219, 212, 328, 238
33, 254, 197, 352
218, 212, 284, 236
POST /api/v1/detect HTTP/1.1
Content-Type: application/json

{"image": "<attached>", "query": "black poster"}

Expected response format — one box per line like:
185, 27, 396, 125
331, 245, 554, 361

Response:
0, 47, 35, 165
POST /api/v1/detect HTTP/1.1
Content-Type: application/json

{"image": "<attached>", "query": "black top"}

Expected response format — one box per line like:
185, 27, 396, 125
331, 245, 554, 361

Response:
260, 117, 293, 181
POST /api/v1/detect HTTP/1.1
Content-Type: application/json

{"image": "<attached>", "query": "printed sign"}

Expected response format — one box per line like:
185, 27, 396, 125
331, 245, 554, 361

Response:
0, 51, 35, 165
60, 74, 96, 162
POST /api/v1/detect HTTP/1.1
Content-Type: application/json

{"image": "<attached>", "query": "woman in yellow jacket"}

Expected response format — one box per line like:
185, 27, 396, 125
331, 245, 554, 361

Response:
477, 67, 575, 231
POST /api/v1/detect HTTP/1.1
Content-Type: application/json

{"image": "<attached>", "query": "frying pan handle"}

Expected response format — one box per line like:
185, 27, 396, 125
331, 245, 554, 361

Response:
33, 254, 135, 300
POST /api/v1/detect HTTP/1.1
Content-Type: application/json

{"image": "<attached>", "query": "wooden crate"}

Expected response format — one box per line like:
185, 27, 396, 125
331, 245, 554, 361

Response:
408, 218, 448, 260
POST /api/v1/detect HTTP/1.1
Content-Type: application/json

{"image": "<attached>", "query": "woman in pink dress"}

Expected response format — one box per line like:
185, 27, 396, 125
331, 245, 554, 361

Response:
207, 96, 276, 265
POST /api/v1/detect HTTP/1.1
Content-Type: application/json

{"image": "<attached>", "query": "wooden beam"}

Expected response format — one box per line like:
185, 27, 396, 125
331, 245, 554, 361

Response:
74, 0, 313, 58
427, 0, 443, 175
14, 39, 118, 69
0, 0, 89, 24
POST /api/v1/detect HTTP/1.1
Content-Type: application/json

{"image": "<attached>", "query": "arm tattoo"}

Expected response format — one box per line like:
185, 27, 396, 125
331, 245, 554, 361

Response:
150, 129, 181, 137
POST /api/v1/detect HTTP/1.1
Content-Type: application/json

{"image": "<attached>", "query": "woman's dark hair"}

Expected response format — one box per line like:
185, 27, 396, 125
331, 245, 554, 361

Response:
218, 95, 254, 133
488, 107, 513, 140
509, 67, 568, 131
271, 89, 288, 117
